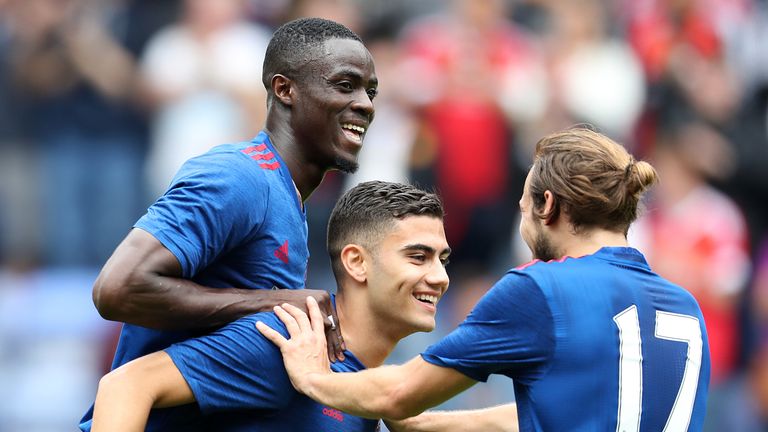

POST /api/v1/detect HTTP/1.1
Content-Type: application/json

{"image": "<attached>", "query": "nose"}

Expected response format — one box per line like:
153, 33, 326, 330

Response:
426, 260, 450, 294
352, 88, 375, 120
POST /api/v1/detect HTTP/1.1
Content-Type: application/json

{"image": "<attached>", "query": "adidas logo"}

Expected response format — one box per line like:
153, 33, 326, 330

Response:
274, 240, 289, 264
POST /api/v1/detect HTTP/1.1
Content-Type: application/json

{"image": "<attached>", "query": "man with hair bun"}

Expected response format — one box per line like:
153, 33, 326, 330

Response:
261, 127, 711, 432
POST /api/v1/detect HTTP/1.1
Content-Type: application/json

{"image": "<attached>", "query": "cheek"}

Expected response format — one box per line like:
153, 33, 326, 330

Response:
519, 216, 530, 240
519, 213, 538, 248
388, 266, 421, 294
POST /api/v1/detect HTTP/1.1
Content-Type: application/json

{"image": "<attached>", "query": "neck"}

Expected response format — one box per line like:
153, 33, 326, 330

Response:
552, 221, 629, 259
334, 291, 400, 368
264, 120, 327, 201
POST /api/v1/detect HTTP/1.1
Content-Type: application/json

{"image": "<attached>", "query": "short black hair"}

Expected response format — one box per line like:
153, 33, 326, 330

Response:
262, 17, 362, 92
327, 181, 444, 280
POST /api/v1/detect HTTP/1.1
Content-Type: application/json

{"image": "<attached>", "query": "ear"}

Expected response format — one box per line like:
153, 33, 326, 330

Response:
542, 190, 557, 225
340, 244, 367, 283
271, 74, 294, 106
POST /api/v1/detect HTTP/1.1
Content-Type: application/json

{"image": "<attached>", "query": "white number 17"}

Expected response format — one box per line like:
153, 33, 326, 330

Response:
613, 305, 703, 432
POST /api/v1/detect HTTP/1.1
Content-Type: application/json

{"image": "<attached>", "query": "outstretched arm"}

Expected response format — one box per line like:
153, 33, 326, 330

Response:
93, 228, 344, 359
91, 351, 192, 432
385, 404, 519, 432
92, 312, 295, 431
256, 298, 477, 420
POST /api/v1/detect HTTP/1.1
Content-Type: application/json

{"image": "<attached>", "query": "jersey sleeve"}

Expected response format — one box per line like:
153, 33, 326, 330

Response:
135, 150, 268, 277
421, 272, 555, 384
164, 312, 294, 414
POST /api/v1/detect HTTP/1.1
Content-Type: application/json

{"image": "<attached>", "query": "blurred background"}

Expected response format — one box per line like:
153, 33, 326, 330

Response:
0, 0, 766, 430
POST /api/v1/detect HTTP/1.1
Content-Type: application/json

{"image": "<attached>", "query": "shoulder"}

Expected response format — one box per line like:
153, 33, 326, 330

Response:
472, 270, 549, 317
512, 255, 596, 280
514, 255, 580, 271
233, 311, 290, 340
183, 143, 260, 171
330, 352, 367, 373
172, 142, 273, 191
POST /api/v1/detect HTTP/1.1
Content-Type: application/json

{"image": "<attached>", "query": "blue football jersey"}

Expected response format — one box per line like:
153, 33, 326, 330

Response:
422, 247, 710, 431
80, 132, 310, 431
164, 310, 380, 431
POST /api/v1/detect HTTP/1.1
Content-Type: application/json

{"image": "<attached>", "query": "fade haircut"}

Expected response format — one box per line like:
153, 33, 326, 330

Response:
529, 127, 658, 235
262, 17, 362, 97
327, 181, 444, 282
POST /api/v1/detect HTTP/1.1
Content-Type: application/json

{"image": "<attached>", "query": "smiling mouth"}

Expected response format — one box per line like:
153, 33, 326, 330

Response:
341, 123, 366, 144
414, 293, 438, 306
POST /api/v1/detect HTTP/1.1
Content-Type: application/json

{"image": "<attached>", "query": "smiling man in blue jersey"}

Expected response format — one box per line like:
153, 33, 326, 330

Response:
89, 181, 454, 430
261, 127, 711, 432
79, 17, 378, 431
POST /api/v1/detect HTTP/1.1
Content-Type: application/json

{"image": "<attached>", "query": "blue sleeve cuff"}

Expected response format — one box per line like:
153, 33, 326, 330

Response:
420, 353, 491, 383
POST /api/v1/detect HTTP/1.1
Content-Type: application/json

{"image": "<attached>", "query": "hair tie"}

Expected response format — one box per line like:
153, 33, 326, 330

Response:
624, 157, 635, 180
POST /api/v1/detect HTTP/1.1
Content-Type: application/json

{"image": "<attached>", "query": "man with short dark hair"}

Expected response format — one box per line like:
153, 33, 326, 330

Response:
262, 127, 712, 432
79, 17, 378, 431
89, 181, 454, 431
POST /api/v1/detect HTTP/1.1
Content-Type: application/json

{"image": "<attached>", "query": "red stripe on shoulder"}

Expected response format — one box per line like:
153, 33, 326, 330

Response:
242, 144, 267, 154
249, 152, 275, 161
550, 255, 570, 263
515, 255, 574, 270
515, 259, 541, 270
258, 162, 281, 170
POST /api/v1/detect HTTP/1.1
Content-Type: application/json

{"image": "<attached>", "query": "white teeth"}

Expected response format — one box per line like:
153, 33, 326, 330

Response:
342, 124, 366, 134
414, 294, 438, 305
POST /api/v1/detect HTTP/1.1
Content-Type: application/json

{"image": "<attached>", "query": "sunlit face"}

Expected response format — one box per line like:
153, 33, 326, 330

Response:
292, 38, 378, 173
519, 168, 558, 262
365, 216, 450, 339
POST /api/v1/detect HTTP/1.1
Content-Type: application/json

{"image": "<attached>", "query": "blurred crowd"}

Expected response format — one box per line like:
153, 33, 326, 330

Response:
0, 0, 767, 430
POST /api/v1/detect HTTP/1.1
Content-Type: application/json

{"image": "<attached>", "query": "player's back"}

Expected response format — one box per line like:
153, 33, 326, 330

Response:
519, 247, 710, 431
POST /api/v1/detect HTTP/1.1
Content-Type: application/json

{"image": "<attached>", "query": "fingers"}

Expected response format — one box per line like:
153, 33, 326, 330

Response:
329, 305, 345, 361
327, 330, 335, 363
280, 301, 313, 333
329, 326, 345, 362
307, 296, 328, 336
260, 297, 340, 362
255, 321, 287, 348
272, 303, 302, 335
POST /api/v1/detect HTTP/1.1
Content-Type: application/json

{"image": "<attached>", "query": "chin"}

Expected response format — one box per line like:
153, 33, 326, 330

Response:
412, 318, 437, 334
333, 155, 359, 174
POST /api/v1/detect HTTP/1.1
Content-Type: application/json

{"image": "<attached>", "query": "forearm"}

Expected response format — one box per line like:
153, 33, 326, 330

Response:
303, 365, 413, 420
259, 302, 477, 419
300, 357, 472, 420
93, 229, 318, 329
95, 273, 284, 329
92, 369, 154, 432
387, 404, 519, 432
92, 352, 194, 432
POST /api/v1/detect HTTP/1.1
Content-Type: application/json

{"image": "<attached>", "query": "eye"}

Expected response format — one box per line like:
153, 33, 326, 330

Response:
336, 81, 353, 91
366, 88, 378, 100
440, 258, 450, 268
409, 254, 427, 263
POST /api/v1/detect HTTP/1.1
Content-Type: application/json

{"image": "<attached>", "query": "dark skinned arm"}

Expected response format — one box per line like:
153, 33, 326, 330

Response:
93, 228, 344, 360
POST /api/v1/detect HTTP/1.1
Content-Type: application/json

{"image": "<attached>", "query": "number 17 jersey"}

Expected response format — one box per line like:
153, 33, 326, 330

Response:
422, 247, 710, 431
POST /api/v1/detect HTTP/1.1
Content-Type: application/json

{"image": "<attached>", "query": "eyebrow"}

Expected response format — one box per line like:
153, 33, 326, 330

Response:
330, 68, 378, 86
401, 244, 452, 256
